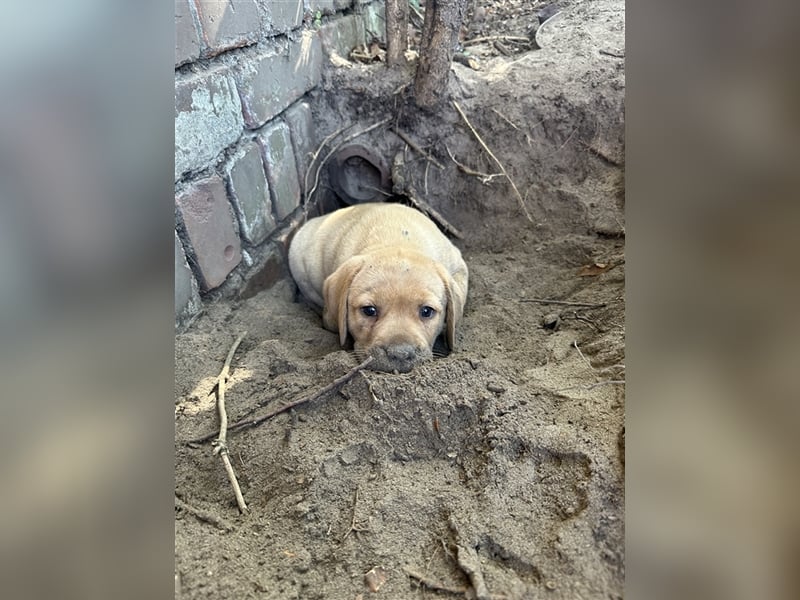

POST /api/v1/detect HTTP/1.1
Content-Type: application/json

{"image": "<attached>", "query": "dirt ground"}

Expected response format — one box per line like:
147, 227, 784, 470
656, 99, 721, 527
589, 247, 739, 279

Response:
175, 1, 625, 598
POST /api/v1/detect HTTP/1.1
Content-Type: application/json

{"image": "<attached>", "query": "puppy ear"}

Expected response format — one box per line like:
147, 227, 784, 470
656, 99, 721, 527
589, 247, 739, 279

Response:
438, 264, 468, 350
322, 256, 365, 347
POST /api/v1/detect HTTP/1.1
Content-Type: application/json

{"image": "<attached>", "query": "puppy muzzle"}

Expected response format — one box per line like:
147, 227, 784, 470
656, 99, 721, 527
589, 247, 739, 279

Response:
366, 343, 432, 373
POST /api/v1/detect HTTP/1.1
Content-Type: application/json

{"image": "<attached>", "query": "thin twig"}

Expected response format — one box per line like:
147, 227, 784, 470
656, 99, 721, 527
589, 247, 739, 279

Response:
341, 486, 371, 542
463, 35, 531, 47
599, 49, 625, 59
572, 340, 594, 372
212, 332, 248, 513
556, 127, 578, 153
403, 567, 468, 596
491, 109, 538, 147
306, 118, 392, 211
445, 145, 504, 184
188, 357, 375, 444
407, 193, 464, 240
304, 125, 350, 212
175, 495, 235, 532
519, 298, 607, 308
391, 127, 444, 169
453, 101, 532, 222
455, 544, 491, 600
490, 108, 521, 131
360, 184, 393, 197
493, 41, 512, 56
570, 311, 601, 331
579, 139, 623, 166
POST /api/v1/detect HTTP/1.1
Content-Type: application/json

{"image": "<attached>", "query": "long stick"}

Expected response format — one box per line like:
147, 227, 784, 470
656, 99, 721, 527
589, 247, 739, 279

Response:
306, 119, 392, 209
212, 332, 248, 513
189, 356, 374, 444
452, 101, 532, 222
403, 567, 467, 596
391, 127, 445, 169
407, 193, 464, 240
519, 298, 607, 308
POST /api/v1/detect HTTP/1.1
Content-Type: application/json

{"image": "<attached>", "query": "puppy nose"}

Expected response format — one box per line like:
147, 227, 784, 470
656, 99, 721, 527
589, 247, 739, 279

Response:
386, 344, 416, 362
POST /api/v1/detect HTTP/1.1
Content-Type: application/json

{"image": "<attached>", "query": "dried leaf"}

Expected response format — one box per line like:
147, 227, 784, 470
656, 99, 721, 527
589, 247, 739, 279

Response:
577, 262, 612, 277
364, 566, 387, 592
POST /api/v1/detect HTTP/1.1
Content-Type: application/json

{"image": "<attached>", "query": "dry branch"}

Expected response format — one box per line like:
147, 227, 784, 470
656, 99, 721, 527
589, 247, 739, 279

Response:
455, 544, 491, 600
392, 127, 445, 169
572, 340, 595, 372
519, 298, 607, 309
189, 356, 374, 444
407, 193, 464, 240
452, 101, 532, 222
403, 567, 468, 596
599, 49, 625, 59
392, 148, 463, 239
304, 119, 392, 213
212, 332, 248, 513
341, 486, 371, 542
303, 125, 350, 209
445, 145, 504, 184
175, 495, 235, 532
463, 35, 531, 47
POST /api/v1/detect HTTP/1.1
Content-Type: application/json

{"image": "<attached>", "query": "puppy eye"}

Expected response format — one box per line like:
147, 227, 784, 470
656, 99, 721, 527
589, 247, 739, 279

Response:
361, 305, 378, 317
419, 306, 436, 319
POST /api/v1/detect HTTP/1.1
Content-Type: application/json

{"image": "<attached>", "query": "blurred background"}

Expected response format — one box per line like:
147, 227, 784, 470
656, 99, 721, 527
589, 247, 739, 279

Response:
627, 0, 800, 598
0, 0, 797, 598
0, 2, 174, 599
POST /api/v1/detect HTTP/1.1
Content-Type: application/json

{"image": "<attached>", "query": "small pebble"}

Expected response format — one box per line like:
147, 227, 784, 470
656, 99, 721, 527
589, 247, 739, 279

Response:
487, 383, 506, 394
545, 580, 557, 590
542, 313, 561, 330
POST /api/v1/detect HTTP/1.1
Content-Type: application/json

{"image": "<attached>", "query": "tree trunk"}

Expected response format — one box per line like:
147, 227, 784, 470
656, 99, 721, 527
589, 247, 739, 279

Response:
385, 0, 409, 67
413, 0, 468, 109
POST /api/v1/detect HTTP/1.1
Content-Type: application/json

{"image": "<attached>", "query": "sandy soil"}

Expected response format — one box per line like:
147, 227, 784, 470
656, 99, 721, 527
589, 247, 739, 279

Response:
175, 1, 625, 598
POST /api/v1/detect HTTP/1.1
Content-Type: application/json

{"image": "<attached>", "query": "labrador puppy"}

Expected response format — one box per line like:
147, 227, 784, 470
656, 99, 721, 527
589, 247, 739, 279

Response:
288, 203, 468, 372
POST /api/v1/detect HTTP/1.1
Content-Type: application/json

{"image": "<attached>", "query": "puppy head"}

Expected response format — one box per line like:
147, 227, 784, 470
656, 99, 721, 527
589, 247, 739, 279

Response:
322, 251, 461, 373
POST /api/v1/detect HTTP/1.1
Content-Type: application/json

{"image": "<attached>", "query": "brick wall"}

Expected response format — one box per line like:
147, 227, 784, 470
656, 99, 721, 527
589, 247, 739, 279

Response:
175, 0, 386, 329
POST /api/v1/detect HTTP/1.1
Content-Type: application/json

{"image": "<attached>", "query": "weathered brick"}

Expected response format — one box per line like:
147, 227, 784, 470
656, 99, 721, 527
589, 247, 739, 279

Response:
175, 69, 244, 180
195, 0, 261, 56
283, 100, 315, 194
175, 0, 201, 67
225, 141, 275, 245
258, 120, 301, 221
176, 175, 242, 291
175, 232, 202, 327
269, 0, 304, 32
234, 32, 322, 129
318, 14, 364, 59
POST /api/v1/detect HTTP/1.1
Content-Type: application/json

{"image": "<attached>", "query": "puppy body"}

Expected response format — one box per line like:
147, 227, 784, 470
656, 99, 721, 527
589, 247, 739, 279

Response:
288, 203, 468, 372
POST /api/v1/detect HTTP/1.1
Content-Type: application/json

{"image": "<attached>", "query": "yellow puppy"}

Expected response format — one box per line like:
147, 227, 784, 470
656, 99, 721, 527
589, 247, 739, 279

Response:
288, 203, 468, 372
